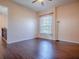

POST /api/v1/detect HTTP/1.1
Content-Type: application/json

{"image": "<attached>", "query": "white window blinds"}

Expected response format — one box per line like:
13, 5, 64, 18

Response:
40, 15, 52, 34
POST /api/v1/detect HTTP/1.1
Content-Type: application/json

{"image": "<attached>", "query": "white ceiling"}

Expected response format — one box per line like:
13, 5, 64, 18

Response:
12, 0, 78, 12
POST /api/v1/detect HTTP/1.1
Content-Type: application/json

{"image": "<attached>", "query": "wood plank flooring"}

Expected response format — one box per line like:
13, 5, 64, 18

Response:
0, 38, 6, 59
5, 39, 79, 59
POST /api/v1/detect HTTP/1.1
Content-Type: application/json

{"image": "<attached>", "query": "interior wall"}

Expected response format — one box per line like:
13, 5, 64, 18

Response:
57, 2, 79, 43
0, 0, 37, 44
37, 2, 79, 44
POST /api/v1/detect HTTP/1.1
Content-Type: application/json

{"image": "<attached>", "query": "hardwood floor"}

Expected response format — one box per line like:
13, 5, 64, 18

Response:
5, 39, 79, 59
0, 38, 6, 59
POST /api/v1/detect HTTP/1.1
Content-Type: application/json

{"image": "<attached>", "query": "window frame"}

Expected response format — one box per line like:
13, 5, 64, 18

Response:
39, 14, 53, 35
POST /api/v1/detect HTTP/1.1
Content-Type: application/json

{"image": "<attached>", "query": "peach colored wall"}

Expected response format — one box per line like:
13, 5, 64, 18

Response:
57, 2, 79, 43
0, 0, 37, 43
37, 2, 79, 43
0, 15, 8, 28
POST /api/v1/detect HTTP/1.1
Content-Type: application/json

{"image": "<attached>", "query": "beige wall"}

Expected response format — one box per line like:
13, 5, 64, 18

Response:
37, 2, 79, 43
0, 0, 37, 43
0, 14, 8, 28
57, 2, 79, 43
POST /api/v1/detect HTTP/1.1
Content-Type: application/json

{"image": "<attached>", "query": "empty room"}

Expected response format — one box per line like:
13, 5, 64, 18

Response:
0, 0, 79, 59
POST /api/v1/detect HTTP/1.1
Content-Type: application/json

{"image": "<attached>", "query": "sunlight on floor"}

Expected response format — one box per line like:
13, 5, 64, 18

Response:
37, 41, 55, 59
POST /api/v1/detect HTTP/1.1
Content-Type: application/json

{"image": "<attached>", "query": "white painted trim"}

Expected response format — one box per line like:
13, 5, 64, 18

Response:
60, 40, 79, 44
8, 38, 79, 44
7, 38, 34, 44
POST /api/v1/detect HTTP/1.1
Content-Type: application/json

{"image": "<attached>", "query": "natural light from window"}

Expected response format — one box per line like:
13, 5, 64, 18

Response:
40, 15, 52, 35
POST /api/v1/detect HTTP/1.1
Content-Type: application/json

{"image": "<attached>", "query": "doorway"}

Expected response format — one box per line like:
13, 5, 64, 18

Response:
0, 5, 8, 45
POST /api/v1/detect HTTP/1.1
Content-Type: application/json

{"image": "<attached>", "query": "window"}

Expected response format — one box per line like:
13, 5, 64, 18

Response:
40, 15, 52, 34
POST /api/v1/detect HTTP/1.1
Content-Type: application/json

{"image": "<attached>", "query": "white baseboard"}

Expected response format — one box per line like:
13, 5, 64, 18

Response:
7, 38, 35, 44
60, 40, 79, 44
7, 38, 79, 44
